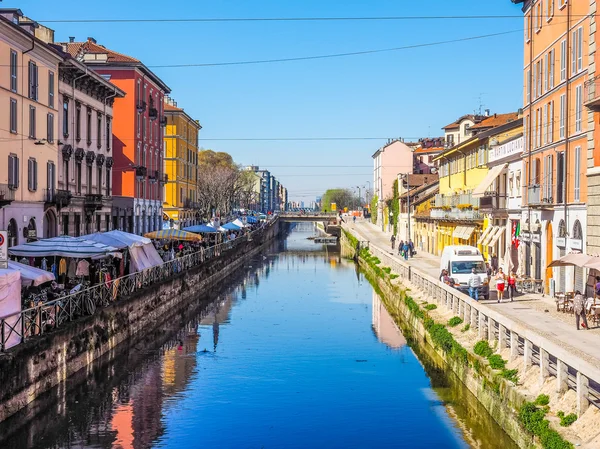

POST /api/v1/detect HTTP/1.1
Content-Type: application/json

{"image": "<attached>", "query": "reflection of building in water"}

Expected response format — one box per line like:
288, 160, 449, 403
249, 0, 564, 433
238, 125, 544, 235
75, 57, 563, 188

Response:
372, 292, 406, 349
163, 322, 200, 395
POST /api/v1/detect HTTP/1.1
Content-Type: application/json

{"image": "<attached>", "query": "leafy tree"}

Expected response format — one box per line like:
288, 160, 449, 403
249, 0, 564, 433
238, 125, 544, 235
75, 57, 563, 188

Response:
370, 195, 378, 224
320, 189, 360, 211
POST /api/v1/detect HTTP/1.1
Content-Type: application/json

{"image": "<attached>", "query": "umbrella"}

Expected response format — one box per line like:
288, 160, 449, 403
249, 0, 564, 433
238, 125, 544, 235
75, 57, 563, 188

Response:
144, 229, 202, 242
547, 253, 594, 268
246, 216, 258, 224
183, 224, 218, 233
584, 257, 600, 270
222, 222, 242, 231
232, 219, 247, 228
83, 230, 151, 249
8, 236, 118, 259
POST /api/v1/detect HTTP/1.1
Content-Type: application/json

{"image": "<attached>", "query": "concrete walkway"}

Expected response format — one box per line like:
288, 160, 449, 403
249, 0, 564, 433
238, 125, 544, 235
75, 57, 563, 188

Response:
348, 218, 600, 370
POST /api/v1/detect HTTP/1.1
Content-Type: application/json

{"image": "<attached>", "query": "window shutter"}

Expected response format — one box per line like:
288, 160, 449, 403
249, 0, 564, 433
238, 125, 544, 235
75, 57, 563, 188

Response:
15, 157, 19, 189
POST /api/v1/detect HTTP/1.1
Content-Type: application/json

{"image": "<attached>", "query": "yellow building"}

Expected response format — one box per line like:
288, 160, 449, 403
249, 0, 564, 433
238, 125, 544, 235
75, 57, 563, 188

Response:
163, 97, 201, 229
434, 113, 522, 256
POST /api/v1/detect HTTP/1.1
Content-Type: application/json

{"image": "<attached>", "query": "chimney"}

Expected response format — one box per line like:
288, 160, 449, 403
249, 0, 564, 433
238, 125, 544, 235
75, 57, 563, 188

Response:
87, 37, 96, 44
69, 36, 75, 43
484, 109, 490, 116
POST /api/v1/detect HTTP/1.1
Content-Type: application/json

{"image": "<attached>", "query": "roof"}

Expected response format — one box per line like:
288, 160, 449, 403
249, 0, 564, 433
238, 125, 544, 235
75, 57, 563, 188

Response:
443, 114, 486, 130
163, 100, 202, 129
404, 173, 439, 188
163, 102, 183, 112
470, 112, 520, 130
414, 146, 444, 154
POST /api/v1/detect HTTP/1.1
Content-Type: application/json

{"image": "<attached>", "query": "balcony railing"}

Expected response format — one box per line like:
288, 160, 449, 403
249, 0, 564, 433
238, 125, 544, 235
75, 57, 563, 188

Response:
135, 166, 147, 180
0, 183, 16, 207
84, 194, 103, 210
431, 193, 482, 220
479, 194, 506, 211
184, 199, 200, 209
136, 101, 147, 113
526, 184, 553, 207
160, 116, 167, 127
434, 193, 480, 208
584, 76, 600, 111
149, 107, 158, 120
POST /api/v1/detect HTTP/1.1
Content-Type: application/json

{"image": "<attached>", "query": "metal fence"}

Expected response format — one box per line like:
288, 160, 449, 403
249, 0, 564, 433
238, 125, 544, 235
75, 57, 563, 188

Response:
0, 221, 275, 352
354, 228, 600, 417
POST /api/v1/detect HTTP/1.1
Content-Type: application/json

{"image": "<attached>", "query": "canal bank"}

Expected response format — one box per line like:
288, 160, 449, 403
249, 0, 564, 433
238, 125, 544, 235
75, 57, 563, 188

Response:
0, 223, 517, 449
341, 228, 578, 449
0, 220, 281, 423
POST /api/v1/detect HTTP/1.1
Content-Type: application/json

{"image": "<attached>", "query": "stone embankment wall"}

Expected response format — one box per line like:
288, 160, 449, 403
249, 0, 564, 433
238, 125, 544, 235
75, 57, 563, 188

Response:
0, 222, 280, 423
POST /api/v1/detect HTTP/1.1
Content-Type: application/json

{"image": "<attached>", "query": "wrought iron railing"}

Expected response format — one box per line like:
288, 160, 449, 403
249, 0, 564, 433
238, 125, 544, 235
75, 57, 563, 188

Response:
0, 220, 276, 351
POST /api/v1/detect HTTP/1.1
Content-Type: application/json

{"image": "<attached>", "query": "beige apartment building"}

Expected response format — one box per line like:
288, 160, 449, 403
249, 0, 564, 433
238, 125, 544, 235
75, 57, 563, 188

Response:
0, 9, 63, 246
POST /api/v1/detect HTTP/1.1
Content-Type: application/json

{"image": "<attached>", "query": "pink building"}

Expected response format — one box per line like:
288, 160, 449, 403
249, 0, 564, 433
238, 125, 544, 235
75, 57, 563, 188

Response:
372, 139, 413, 223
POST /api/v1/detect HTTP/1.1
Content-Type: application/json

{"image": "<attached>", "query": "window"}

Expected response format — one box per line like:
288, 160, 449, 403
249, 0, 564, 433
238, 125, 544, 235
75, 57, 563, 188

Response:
549, 49, 555, 88
548, 101, 554, 143
76, 162, 82, 194
525, 14, 531, 43
10, 98, 17, 133
62, 154, 69, 188
62, 97, 69, 136
557, 152, 565, 203
28, 158, 37, 191
533, 63, 537, 98
48, 71, 54, 108
533, 112, 537, 149
536, 1, 543, 32
560, 39, 567, 81
560, 0, 567, 8
524, 115, 529, 150
537, 61, 542, 97
546, 0, 554, 20
543, 103, 548, 145
86, 108, 92, 145
47, 161, 55, 192
28, 61, 38, 101
559, 94, 566, 138
97, 112, 102, 148
543, 54, 548, 92
97, 166, 102, 194
8, 154, 19, 189
75, 103, 81, 141
137, 112, 141, 137
575, 85, 582, 132
10, 49, 17, 92
104, 117, 111, 151
47, 113, 54, 143
149, 118, 153, 141
29, 105, 36, 139
143, 117, 147, 140
87, 164, 93, 194
543, 154, 553, 201
577, 27, 583, 72
574, 146, 581, 201
137, 80, 141, 102
537, 108, 542, 147
106, 167, 111, 196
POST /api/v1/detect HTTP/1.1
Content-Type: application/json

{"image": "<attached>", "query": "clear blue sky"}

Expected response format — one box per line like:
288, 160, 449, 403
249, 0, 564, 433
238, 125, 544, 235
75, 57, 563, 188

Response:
10, 0, 524, 201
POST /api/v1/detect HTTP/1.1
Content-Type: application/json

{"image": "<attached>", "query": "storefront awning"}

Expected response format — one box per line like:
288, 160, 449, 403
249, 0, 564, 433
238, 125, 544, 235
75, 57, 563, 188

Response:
481, 226, 499, 246
452, 226, 466, 239
488, 226, 506, 247
472, 164, 508, 197
478, 226, 494, 245
461, 226, 476, 240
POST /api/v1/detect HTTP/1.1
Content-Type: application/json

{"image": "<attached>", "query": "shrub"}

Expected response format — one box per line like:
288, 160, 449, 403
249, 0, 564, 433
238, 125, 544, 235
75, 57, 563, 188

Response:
371, 257, 381, 265
382, 267, 391, 274
557, 411, 577, 427
447, 316, 463, 327
424, 304, 437, 311
535, 394, 550, 406
461, 323, 470, 332
390, 274, 399, 280
500, 369, 519, 383
474, 340, 494, 358
518, 403, 574, 449
488, 354, 506, 370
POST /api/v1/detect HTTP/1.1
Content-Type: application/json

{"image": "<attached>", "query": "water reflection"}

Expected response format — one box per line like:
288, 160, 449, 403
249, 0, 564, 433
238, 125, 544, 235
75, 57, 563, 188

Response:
0, 223, 516, 449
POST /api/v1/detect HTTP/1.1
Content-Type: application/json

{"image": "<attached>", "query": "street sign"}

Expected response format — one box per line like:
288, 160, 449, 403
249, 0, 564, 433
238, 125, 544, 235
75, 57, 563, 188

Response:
0, 230, 7, 269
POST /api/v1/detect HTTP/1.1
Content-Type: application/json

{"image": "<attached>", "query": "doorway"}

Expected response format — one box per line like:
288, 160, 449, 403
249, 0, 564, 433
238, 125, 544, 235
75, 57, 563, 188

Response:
545, 223, 553, 293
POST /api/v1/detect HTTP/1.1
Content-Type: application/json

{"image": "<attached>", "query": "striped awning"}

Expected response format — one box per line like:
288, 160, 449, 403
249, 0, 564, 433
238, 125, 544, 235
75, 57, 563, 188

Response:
452, 226, 466, 239
461, 226, 476, 240
478, 226, 494, 245
8, 236, 118, 258
144, 229, 202, 242
488, 226, 506, 247
481, 226, 499, 247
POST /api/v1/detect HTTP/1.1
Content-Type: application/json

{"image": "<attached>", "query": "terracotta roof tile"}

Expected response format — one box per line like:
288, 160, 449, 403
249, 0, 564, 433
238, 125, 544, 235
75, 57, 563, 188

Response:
163, 102, 183, 112
63, 39, 139, 63
414, 146, 444, 154
470, 112, 519, 130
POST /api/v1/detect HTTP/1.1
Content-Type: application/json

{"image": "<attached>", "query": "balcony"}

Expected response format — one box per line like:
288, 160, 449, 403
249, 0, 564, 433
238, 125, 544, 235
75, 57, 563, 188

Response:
149, 107, 158, 120
0, 183, 15, 208
184, 199, 200, 209
136, 101, 147, 113
479, 194, 507, 211
431, 193, 482, 221
526, 184, 554, 208
160, 116, 167, 127
55, 189, 72, 208
160, 173, 168, 184
84, 194, 103, 210
135, 166, 147, 180
584, 76, 600, 111
148, 170, 159, 184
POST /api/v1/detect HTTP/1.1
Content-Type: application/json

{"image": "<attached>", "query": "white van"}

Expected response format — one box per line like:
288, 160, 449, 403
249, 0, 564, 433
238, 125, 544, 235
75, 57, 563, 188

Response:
440, 245, 489, 299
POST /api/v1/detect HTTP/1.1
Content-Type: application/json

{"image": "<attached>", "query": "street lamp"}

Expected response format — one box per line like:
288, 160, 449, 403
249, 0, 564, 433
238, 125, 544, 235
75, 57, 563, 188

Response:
356, 185, 362, 210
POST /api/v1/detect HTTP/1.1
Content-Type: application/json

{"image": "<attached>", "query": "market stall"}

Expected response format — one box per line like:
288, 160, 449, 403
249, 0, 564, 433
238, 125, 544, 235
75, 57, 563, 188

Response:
0, 269, 22, 349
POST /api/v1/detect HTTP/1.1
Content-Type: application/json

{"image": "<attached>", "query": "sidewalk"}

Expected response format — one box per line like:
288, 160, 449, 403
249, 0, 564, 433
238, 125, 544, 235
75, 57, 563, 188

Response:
348, 219, 600, 370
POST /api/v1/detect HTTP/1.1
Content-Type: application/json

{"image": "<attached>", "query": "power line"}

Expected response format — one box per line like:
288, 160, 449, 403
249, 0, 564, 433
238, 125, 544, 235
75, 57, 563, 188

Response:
36, 14, 590, 24
148, 30, 520, 68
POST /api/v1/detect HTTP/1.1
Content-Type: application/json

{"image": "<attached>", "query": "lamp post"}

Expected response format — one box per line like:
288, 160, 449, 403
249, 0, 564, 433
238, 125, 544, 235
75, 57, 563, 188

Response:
356, 185, 362, 210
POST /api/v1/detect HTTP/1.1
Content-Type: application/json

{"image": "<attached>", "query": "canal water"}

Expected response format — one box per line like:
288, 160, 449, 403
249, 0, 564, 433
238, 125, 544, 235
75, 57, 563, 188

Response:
0, 223, 517, 449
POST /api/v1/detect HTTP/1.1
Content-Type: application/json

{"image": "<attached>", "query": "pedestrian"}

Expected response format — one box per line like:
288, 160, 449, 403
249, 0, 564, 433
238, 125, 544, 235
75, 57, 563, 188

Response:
441, 269, 452, 285
398, 240, 404, 256
390, 234, 396, 250
507, 270, 517, 301
485, 262, 492, 278
595, 276, 600, 299
408, 239, 414, 258
353, 215, 356, 223
468, 268, 481, 301
402, 241, 410, 260
574, 290, 589, 330
495, 268, 506, 303
491, 254, 499, 274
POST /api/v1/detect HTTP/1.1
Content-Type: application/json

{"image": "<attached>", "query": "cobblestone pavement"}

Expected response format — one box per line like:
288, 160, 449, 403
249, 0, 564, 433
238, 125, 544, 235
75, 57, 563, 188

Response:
348, 218, 600, 370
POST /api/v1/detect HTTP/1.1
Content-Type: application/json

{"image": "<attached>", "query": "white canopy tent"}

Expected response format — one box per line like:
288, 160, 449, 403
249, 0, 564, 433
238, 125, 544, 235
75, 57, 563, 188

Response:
8, 261, 55, 287
8, 236, 118, 259
0, 269, 22, 349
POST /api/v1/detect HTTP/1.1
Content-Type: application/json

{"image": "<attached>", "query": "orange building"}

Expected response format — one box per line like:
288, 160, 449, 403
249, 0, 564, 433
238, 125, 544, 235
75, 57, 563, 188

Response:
62, 38, 171, 235
512, 0, 588, 294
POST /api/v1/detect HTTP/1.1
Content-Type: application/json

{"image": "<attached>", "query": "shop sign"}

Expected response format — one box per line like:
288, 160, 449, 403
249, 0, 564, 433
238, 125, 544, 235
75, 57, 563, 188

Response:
520, 231, 531, 242
532, 233, 541, 243
489, 136, 524, 163
555, 237, 566, 247
570, 239, 583, 250
0, 231, 7, 269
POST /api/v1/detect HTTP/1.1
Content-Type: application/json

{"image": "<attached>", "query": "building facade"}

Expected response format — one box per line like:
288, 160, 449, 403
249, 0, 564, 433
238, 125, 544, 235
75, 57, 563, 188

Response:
513, 0, 589, 294
163, 97, 201, 229
56, 55, 125, 236
0, 10, 63, 246
63, 37, 171, 235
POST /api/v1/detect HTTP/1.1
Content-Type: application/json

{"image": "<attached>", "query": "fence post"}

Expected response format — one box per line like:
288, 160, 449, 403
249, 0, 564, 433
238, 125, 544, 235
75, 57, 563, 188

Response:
498, 324, 506, 350
523, 339, 533, 371
510, 331, 519, 361
488, 318, 495, 343
576, 372, 590, 416
557, 360, 569, 394
1, 319, 4, 351
478, 313, 485, 339
470, 306, 477, 329
539, 349, 550, 386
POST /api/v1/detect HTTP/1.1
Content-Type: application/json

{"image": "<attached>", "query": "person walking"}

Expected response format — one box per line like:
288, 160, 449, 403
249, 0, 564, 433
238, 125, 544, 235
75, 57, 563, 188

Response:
495, 268, 506, 303
491, 254, 499, 274
408, 240, 414, 258
574, 290, 589, 330
390, 234, 396, 250
402, 241, 410, 260
507, 270, 517, 302
468, 268, 481, 301
398, 240, 404, 257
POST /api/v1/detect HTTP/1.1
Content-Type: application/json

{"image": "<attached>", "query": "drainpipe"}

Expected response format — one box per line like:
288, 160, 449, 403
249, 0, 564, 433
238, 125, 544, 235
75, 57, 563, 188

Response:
71, 67, 88, 181
527, 3, 533, 277
564, 2, 571, 241
20, 39, 35, 204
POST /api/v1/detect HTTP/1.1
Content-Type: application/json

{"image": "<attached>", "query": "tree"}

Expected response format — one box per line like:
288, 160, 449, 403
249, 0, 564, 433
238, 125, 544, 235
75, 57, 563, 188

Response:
370, 195, 378, 224
320, 189, 360, 211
